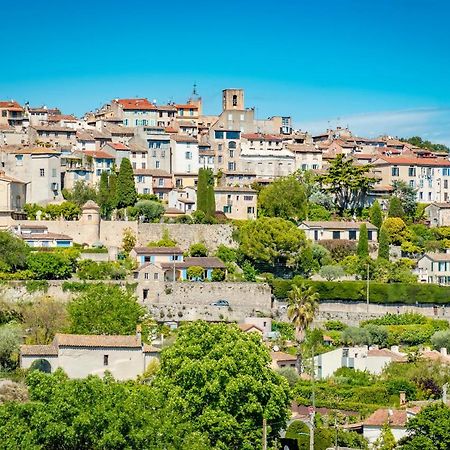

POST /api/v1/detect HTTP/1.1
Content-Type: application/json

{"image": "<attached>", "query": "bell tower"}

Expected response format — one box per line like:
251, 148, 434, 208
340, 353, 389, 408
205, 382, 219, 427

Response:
222, 88, 244, 111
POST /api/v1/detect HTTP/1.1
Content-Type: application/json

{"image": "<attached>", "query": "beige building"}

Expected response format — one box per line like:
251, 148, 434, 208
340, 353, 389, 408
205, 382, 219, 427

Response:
416, 252, 450, 285
214, 186, 257, 220
20, 332, 159, 380
299, 221, 378, 242
372, 156, 450, 203
29, 125, 77, 148
285, 143, 322, 171
0, 170, 27, 212
425, 203, 450, 227
0, 100, 25, 129
134, 168, 173, 200
0, 145, 62, 203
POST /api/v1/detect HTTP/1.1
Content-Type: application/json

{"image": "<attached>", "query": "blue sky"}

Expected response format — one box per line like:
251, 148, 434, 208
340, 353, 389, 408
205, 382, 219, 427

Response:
3, 0, 450, 143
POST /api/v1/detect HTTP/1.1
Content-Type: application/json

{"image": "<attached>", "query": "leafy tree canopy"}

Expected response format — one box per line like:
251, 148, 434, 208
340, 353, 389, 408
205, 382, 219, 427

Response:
0, 231, 30, 272
116, 158, 137, 209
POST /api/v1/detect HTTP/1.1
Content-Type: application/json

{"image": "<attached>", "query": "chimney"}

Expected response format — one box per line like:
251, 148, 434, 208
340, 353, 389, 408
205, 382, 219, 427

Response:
399, 391, 407, 406
441, 347, 448, 356
136, 324, 142, 344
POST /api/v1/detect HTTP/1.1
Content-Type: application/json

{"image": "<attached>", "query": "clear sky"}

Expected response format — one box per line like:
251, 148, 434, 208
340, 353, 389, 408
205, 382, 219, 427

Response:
3, 0, 450, 143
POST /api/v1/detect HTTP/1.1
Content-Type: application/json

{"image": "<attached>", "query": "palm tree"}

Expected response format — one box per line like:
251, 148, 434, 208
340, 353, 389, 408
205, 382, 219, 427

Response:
287, 283, 319, 373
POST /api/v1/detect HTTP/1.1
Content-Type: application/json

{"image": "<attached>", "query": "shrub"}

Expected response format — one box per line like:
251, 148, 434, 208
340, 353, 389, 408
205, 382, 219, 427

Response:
319, 264, 345, 281
272, 321, 295, 341
362, 313, 428, 326
186, 266, 205, 280
189, 243, 208, 257
431, 329, 450, 352
211, 268, 225, 281
26, 252, 73, 280
147, 229, 177, 247
324, 320, 347, 331
76, 260, 126, 281
341, 327, 371, 346
320, 240, 357, 262
215, 245, 238, 263
25, 280, 49, 293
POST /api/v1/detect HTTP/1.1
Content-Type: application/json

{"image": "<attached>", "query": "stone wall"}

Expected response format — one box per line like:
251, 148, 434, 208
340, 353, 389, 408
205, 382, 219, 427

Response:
137, 224, 236, 251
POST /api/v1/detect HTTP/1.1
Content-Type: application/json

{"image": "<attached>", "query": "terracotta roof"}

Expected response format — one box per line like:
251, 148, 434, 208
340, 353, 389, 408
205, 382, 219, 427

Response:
177, 197, 195, 204
143, 344, 161, 353
115, 98, 156, 111
33, 125, 76, 133
238, 323, 263, 333
164, 207, 184, 215
367, 348, 407, 362
301, 220, 377, 230
0, 101, 23, 111
242, 133, 282, 142
21, 232, 73, 240
271, 351, 297, 362
285, 144, 321, 153
104, 124, 135, 135
374, 156, 450, 167
364, 409, 408, 427
426, 202, 450, 209
107, 142, 129, 150
161, 257, 226, 269
156, 105, 178, 112
176, 104, 198, 109
0, 172, 26, 183
421, 252, 450, 262
82, 200, 100, 210
20, 344, 58, 356
48, 114, 78, 122
133, 246, 183, 255
83, 150, 115, 159
55, 333, 141, 348
170, 134, 198, 143
134, 168, 171, 177
0, 145, 60, 155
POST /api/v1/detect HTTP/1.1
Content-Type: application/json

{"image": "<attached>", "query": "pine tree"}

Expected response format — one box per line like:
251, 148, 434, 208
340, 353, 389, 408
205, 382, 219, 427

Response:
388, 196, 405, 219
197, 168, 215, 218
357, 223, 369, 258
98, 172, 111, 218
116, 158, 137, 209
369, 200, 383, 230
378, 225, 390, 260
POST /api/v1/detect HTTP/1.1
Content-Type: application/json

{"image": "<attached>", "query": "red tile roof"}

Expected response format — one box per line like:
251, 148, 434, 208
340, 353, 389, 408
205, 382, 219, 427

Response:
115, 98, 156, 111
364, 409, 408, 427
108, 142, 129, 150
55, 333, 142, 348
374, 156, 450, 167
242, 133, 282, 142
0, 100, 23, 111
83, 150, 115, 159
176, 104, 198, 109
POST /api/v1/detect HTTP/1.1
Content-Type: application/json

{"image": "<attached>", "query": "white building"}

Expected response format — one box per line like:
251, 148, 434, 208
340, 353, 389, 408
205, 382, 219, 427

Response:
299, 221, 378, 242
313, 347, 406, 379
20, 332, 159, 380
170, 134, 199, 175
416, 252, 450, 285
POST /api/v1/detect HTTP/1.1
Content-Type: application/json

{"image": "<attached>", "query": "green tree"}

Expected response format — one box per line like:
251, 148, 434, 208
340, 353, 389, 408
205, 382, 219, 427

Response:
0, 370, 211, 449
153, 321, 291, 449
59, 201, 81, 220
215, 244, 237, 263
147, 229, 177, 247
211, 268, 225, 281
392, 180, 418, 220
63, 180, 98, 206
189, 243, 208, 257
378, 225, 390, 260
186, 266, 205, 280
116, 158, 137, 208
357, 223, 369, 258
98, 171, 114, 218
67, 284, 147, 335
0, 231, 30, 271
382, 217, 410, 245
397, 403, 450, 449
242, 260, 257, 281
197, 168, 215, 218
122, 227, 136, 253
431, 329, 450, 352
318, 154, 377, 215
319, 264, 344, 281
370, 200, 383, 229
237, 218, 308, 269
26, 252, 73, 280
258, 175, 307, 220
388, 195, 405, 219
108, 171, 118, 210
134, 200, 164, 222
0, 323, 21, 370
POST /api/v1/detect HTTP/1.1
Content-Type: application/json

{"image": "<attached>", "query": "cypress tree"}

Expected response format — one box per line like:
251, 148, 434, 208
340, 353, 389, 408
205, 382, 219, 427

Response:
116, 158, 137, 209
378, 225, 390, 260
98, 171, 111, 218
197, 168, 215, 218
388, 196, 405, 219
108, 172, 118, 210
369, 200, 383, 230
357, 223, 369, 258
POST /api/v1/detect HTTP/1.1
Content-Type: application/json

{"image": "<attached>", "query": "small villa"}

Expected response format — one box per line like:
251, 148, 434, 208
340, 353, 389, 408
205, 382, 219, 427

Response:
13, 224, 73, 247
130, 246, 184, 265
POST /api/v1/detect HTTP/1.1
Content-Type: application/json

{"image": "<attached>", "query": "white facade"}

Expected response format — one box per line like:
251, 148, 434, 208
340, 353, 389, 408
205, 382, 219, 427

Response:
170, 136, 199, 175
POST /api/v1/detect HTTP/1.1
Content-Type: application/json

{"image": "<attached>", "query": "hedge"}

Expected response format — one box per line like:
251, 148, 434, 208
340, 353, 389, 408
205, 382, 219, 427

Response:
272, 278, 450, 305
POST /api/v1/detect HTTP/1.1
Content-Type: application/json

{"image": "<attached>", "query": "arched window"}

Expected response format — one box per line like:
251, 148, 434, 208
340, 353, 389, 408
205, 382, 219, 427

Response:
30, 358, 52, 373
232, 95, 238, 106
228, 141, 236, 149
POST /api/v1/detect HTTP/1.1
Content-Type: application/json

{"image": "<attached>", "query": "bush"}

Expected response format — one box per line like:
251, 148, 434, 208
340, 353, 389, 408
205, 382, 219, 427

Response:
431, 329, 450, 351
189, 243, 208, 257
362, 313, 428, 326
272, 321, 295, 341
26, 252, 73, 280
320, 240, 357, 262
341, 327, 371, 346
77, 260, 126, 280
215, 245, 238, 263
324, 320, 347, 331
319, 264, 345, 281
25, 280, 49, 293
186, 266, 205, 280
211, 268, 225, 281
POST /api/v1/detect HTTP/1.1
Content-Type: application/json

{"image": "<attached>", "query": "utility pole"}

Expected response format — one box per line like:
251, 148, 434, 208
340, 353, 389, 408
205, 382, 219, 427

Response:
262, 418, 267, 450
366, 263, 370, 313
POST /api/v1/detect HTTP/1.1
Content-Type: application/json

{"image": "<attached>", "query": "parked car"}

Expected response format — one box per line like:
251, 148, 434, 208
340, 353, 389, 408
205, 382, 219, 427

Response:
210, 299, 230, 307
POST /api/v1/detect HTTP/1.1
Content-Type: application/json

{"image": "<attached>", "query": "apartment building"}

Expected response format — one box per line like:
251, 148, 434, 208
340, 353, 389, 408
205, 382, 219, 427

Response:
214, 186, 257, 220
0, 101, 25, 129
134, 168, 173, 200
0, 145, 62, 203
170, 134, 199, 187
135, 126, 171, 172
285, 143, 322, 171
29, 125, 77, 148
372, 156, 450, 203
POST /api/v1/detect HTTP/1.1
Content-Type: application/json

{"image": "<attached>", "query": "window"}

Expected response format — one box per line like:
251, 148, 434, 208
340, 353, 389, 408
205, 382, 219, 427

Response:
155, 161, 160, 169
232, 94, 237, 106
39, 168, 45, 177
444, 168, 449, 176
332, 231, 341, 239
185, 151, 192, 160
137, 175, 144, 183
240, 113, 245, 121
409, 180, 415, 188
392, 166, 399, 176
228, 162, 236, 171
228, 113, 233, 121
349, 230, 357, 240
368, 230, 373, 241
215, 131, 224, 139
143, 188, 150, 194
247, 206, 255, 214
103, 355, 109, 366
158, 178, 164, 186
408, 167, 416, 177
218, 144, 223, 152
144, 273, 149, 280
15, 154, 23, 166
229, 149, 234, 158
132, 162, 136, 169
1, 111, 6, 117
223, 205, 232, 213
228, 141, 236, 149
226, 131, 240, 139
244, 195, 253, 201
141, 162, 146, 169
218, 156, 223, 163
445, 180, 449, 189
154, 273, 159, 280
